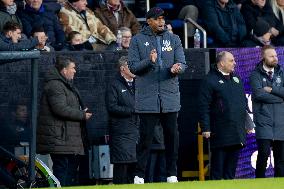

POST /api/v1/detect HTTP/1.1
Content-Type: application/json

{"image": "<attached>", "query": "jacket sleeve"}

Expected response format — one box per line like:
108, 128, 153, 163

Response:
202, 0, 231, 44
271, 73, 284, 98
0, 38, 39, 51
52, 14, 65, 45
241, 4, 256, 34
250, 71, 284, 103
198, 78, 213, 132
46, 82, 85, 121
173, 34, 187, 74
128, 36, 155, 75
106, 83, 134, 117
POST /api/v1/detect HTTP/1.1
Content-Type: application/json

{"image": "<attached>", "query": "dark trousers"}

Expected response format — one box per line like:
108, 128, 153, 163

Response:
210, 146, 240, 180
145, 150, 167, 182
135, 113, 179, 178
113, 163, 136, 184
256, 139, 284, 178
50, 154, 80, 186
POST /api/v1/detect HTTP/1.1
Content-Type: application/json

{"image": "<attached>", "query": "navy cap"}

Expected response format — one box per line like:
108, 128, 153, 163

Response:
145, 7, 165, 19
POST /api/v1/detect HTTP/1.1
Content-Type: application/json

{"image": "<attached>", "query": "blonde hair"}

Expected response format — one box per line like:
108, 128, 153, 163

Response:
271, 0, 284, 26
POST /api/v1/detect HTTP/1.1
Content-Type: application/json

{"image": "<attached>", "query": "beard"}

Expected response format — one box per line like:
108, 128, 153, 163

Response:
264, 59, 277, 68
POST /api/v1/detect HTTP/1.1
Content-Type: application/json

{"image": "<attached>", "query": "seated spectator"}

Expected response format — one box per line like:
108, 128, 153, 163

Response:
271, 0, 284, 26
58, 0, 116, 50
0, 21, 41, 51
0, 0, 22, 32
18, 0, 65, 50
63, 31, 93, 51
243, 18, 273, 47
166, 21, 173, 34
93, 0, 141, 35
106, 26, 131, 50
201, 0, 247, 47
32, 27, 54, 52
241, 0, 284, 46
178, 0, 199, 43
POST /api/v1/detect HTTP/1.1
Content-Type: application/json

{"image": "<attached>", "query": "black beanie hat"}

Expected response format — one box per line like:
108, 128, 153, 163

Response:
254, 18, 271, 37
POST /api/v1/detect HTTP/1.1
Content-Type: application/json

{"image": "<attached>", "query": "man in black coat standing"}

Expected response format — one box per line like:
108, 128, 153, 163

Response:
198, 51, 252, 180
106, 56, 139, 184
37, 56, 92, 186
250, 45, 284, 178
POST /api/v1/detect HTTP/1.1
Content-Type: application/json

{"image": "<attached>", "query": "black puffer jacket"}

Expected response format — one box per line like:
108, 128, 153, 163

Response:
106, 74, 139, 163
37, 67, 86, 155
198, 68, 247, 148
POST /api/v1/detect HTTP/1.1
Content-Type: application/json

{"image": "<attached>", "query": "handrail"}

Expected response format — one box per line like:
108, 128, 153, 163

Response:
146, 0, 150, 11
184, 18, 207, 49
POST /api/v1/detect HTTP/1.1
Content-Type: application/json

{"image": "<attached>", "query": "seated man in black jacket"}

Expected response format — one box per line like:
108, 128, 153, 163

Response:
0, 21, 42, 51
201, 0, 247, 47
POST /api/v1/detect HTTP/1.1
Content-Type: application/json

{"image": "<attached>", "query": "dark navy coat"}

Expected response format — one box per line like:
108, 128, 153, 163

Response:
250, 62, 284, 140
198, 68, 247, 148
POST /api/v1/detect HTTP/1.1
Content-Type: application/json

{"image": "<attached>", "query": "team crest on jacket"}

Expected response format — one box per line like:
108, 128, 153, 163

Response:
233, 77, 239, 83
219, 80, 224, 84
276, 76, 282, 86
144, 42, 149, 46
162, 40, 172, 51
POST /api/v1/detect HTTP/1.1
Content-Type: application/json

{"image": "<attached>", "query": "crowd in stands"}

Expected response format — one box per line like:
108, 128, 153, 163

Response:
2, 0, 284, 50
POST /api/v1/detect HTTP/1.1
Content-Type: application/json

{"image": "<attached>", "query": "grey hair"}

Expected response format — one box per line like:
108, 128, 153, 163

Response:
216, 51, 228, 64
117, 56, 128, 70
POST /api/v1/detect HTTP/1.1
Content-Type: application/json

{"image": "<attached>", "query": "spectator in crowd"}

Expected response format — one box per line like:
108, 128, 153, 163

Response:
94, 0, 141, 35
178, 0, 199, 44
165, 21, 173, 34
128, 7, 186, 184
243, 18, 273, 47
241, 0, 284, 46
250, 45, 284, 178
0, 21, 41, 51
198, 51, 251, 180
106, 56, 138, 184
37, 56, 92, 186
31, 27, 54, 52
18, 0, 65, 50
271, 0, 284, 26
63, 31, 93, 51
107, 26, 132, 50
0, 0, 22, 32
58, 0, 116, 50
201, 0, 247, 47
0, 99, 30, 153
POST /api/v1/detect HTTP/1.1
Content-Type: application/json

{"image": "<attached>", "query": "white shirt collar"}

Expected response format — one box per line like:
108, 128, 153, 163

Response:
218, 69, 230, 76
263, 64, 274, 73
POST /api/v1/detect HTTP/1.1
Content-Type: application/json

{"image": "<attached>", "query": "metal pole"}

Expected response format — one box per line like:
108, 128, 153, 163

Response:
29, 58, 38, 185
146, 0, 150, 11
184, 22, 188, 49
184, 18, 207, 48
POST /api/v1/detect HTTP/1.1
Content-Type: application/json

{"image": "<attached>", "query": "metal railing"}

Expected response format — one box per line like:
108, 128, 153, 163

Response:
184, 18, 207, 49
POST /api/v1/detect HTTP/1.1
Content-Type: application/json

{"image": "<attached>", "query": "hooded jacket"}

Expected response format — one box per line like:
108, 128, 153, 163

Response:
128, 26, 186, 113
37, 67, 87, 155
250, 62, 284, 140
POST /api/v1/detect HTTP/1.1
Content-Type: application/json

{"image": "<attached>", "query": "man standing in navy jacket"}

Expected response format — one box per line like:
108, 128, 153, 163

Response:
128, 7, 186, 184
198, 51, 250, 180
250, 45, 284, 178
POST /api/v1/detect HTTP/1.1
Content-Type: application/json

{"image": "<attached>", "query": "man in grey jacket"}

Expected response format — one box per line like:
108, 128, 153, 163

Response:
128, 7, 186, 184
250, 45, 284, 178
